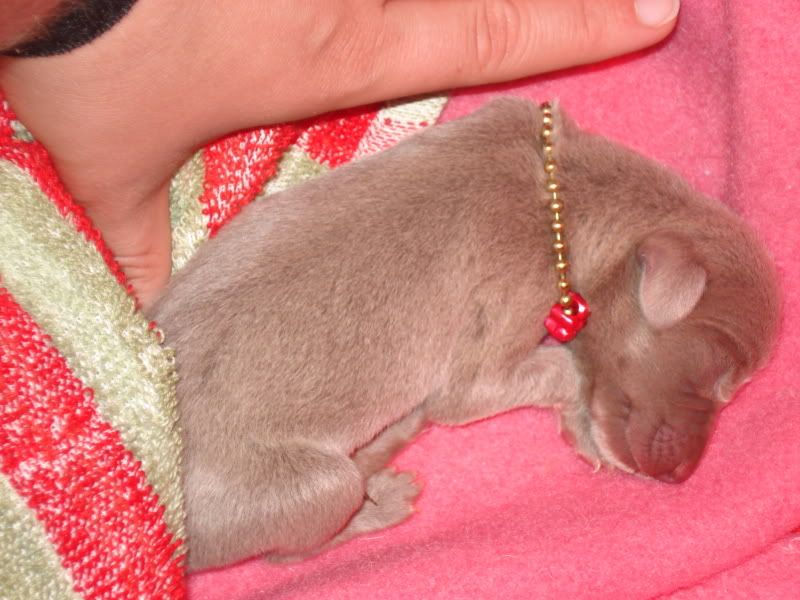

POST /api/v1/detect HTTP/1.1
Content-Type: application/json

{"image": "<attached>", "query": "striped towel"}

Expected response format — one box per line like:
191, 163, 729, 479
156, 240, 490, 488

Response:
0, 91, 446, 600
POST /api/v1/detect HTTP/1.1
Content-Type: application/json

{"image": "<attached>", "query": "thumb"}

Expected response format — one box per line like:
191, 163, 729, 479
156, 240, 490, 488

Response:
376, 0, 679, 95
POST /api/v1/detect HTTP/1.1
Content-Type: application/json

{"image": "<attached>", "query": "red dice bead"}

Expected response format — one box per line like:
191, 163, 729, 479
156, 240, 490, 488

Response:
544, 292, 590, 343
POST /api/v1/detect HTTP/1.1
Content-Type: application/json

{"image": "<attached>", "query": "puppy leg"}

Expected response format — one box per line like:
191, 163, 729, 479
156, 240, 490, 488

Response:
185, 443, 364, 570
270, 412, 428, 563
329, 468, 421, 543
272, 468, 422, 563
352, 406, 428, 477
426, 345, 581, 426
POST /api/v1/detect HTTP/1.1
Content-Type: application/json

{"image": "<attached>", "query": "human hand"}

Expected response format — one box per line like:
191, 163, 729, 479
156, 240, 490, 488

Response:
0, 0, 679, 309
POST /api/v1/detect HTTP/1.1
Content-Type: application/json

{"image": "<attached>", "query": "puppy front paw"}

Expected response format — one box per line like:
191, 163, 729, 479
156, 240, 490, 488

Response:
557, 401, 603, 470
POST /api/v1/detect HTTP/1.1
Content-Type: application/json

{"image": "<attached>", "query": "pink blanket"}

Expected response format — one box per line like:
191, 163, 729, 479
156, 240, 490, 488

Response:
189, 2, 800, 597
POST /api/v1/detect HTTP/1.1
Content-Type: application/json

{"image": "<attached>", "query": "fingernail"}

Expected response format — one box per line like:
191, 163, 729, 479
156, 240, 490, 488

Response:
635, 0, 680, 27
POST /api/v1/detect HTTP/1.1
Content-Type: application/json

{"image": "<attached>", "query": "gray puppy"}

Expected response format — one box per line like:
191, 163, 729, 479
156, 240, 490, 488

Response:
151, 98, 779, 570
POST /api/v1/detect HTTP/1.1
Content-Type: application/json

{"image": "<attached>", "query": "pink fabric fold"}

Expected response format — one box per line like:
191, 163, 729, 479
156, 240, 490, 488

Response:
189, 1, 800, 597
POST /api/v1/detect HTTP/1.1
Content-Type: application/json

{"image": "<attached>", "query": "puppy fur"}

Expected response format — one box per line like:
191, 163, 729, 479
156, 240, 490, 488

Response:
151, 98, 779, 570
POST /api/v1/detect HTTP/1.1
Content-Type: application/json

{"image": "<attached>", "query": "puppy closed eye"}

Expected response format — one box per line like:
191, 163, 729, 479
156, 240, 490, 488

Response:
613, 394, 633, 419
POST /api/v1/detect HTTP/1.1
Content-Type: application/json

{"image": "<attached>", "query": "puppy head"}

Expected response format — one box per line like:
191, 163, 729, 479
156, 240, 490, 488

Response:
566, 226, 779, 482
545, 111, 781, 482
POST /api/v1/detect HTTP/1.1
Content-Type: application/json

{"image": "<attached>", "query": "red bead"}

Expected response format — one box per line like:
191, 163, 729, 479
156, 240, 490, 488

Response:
544, 292, 590, 343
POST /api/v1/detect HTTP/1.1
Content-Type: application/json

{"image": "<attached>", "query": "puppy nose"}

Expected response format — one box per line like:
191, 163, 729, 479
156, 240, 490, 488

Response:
632, 422, 678, 478
633, 421, 706, 483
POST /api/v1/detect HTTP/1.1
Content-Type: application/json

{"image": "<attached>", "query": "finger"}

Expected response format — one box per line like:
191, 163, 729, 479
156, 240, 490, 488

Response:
372, 0, 679, 97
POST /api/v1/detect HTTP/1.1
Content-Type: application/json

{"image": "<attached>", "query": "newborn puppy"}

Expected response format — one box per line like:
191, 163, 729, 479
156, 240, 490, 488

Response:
151, 98, 779, 570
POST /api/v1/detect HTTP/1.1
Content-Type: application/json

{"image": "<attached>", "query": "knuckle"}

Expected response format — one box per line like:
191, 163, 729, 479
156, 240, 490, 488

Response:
567, 1, 607, 52
308, 7, 387, 102
470, 0, 525, 74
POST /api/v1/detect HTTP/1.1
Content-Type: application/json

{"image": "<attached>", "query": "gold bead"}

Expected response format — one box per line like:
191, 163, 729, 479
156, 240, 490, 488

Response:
541, 101, 579, 319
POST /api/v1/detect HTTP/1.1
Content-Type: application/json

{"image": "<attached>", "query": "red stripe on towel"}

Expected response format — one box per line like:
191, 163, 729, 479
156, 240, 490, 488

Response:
0, 287, 185, 600
200, 105, 380, 236
201, 125, 301, 235
298, 105, 379, 167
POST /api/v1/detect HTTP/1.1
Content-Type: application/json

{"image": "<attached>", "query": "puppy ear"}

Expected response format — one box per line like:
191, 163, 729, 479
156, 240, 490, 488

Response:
637, 233, 707, 329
